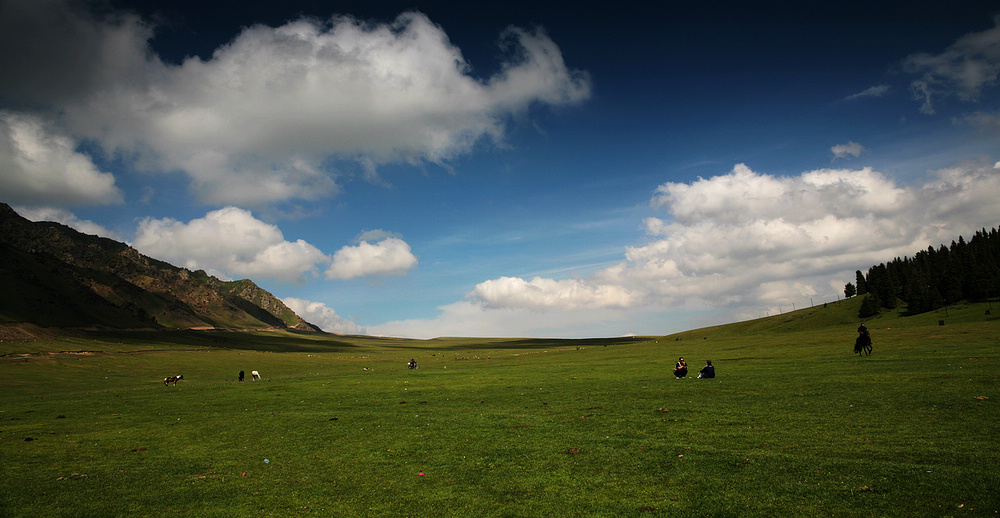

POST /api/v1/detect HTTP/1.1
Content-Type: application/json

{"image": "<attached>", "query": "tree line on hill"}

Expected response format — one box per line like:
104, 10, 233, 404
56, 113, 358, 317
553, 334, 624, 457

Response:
844, 227, 1000, 317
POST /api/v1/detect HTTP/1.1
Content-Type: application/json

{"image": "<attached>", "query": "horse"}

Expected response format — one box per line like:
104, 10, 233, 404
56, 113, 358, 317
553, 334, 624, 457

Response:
163, 375, 183, 386
251, 370, 261, 380
854, 333, 872, 356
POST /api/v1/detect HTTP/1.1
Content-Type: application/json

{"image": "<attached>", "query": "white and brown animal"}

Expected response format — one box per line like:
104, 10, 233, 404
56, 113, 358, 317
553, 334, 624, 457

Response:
163, 375, 183, 386
251, 370, 261, 381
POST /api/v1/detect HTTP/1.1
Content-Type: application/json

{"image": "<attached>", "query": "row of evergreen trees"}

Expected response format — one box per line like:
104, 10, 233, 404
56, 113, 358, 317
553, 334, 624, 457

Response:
844, 227, 1000, 317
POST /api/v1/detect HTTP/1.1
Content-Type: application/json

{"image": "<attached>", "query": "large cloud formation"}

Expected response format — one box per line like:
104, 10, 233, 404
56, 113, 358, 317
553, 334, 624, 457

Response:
0, 0, 590, 206
466, 161, 1000, 320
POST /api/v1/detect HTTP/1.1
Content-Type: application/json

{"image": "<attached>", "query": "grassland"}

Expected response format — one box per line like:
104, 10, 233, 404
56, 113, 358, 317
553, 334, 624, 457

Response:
1, 299, 997, 517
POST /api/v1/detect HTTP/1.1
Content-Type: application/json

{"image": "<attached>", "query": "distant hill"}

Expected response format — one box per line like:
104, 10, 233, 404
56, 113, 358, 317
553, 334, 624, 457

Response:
0, 203, 321, 332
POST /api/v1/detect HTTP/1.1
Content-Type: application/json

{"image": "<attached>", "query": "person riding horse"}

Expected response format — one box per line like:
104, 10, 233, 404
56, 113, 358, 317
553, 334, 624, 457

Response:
855, 323, 872, 356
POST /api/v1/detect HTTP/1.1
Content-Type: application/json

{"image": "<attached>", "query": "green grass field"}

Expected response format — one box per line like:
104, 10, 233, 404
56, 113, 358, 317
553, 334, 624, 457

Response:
1, 299, 998, 517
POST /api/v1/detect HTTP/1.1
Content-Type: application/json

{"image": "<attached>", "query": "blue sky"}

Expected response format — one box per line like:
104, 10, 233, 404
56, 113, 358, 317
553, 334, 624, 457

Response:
2, 0, 999, 338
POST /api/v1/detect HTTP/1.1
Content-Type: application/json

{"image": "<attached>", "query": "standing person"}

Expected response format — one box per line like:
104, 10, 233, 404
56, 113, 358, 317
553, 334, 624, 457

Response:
673, 357, 688, 379
698, 360, 715, 379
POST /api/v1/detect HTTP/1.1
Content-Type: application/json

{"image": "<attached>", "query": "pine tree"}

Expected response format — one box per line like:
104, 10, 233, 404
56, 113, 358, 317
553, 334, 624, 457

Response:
859, 294, 880, 318
855, 270, 867, 295
848, 226, 1000, 316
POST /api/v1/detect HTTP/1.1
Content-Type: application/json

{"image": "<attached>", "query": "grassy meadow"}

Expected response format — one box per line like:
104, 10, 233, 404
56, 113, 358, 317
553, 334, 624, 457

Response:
1, 299, 998, 517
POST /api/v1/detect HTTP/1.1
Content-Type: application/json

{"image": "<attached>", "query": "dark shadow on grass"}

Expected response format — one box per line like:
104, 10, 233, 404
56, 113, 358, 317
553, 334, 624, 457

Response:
69, 328, 362, 353
58, 330, 653, 354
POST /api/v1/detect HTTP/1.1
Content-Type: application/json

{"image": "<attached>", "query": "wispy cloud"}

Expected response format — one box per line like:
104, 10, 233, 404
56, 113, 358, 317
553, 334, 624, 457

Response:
844, 84, 889, 101
959, 110, 1000, 134
903, 16, 1000, 114
282, 297, 365, 334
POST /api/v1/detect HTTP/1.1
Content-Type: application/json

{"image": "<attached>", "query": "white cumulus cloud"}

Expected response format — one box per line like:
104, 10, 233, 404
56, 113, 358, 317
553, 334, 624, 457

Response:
282, 297, 365, 335
0, 111, 122, 206
0, 1, 590, 205
831, 141, 864, 160
471, 276, 636, 311
133, 207, 330, 282
612, 162, 995, 308
325, 237, 418, 280
651, 164, 907, 225
459, 160, 1000, 326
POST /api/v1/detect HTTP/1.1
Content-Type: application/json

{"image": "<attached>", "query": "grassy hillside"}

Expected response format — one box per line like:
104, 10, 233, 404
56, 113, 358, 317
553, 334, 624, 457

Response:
669, 295, 994, 338
1, 301, 997, 516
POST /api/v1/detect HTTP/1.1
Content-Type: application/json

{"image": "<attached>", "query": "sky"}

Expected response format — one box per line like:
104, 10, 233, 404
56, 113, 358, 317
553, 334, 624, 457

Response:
2, 0, 999, 338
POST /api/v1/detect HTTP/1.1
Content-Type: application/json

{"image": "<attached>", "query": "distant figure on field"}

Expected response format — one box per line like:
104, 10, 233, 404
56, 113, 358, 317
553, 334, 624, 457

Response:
674, 357, 688, 379
163, 374, 183, 386
854, 323, 873, 356
239, 370, 245, 382
408, 359, 418, 369
251, 370, 261, 381
698, 360, 715, 379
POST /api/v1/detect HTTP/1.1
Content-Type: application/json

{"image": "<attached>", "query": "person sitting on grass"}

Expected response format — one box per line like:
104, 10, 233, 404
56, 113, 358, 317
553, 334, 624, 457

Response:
673, 357, 688, 379
698, 360, 715, 379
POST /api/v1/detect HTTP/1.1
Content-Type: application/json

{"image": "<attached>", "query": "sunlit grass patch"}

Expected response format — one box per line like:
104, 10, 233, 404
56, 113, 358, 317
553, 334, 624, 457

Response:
1, 300, 998, 516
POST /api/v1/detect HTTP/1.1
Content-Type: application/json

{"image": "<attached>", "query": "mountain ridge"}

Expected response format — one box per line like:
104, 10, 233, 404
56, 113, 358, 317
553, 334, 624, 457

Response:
0, 203, 321, 333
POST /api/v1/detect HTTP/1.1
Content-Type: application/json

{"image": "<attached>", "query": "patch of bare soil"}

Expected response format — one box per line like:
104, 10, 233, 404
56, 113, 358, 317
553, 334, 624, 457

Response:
0, 322, 63, 341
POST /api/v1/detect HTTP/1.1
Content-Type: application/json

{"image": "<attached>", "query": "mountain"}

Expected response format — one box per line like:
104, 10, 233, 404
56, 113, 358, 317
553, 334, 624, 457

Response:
0, 203, 321, 332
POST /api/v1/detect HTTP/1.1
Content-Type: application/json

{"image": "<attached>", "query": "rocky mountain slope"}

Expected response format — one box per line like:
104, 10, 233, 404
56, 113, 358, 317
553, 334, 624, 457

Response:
0, 203, 320, 332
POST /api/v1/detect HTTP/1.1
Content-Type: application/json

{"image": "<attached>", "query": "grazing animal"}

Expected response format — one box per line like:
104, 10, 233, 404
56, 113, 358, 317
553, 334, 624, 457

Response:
854, 333, 872, 356
251, 370, 261, 381
239, 370, 245, 382
163, 375, 183, 386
